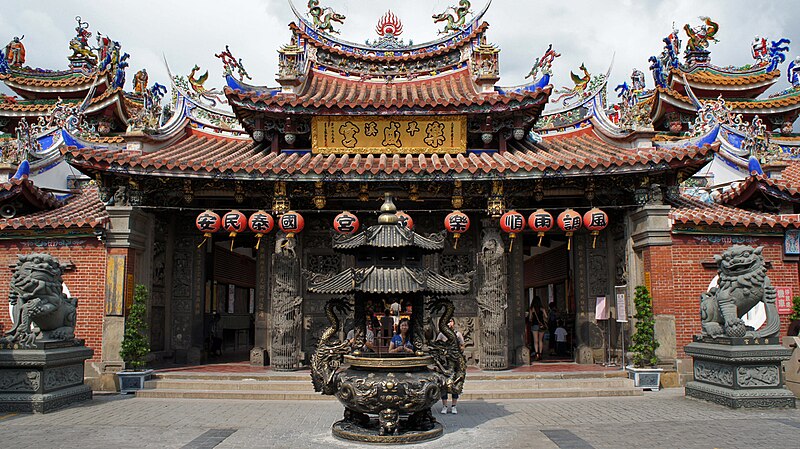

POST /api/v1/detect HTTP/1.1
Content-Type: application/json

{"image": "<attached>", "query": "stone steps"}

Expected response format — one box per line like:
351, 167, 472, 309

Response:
136, 368, 641, 400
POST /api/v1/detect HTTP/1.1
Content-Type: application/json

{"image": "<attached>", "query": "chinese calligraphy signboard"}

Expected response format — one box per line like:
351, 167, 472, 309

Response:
312, 115, 467, 154
775, 286, 793, 314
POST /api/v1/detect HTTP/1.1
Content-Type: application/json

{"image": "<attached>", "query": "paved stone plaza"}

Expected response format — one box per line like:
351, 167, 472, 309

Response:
0, 388, 797, 449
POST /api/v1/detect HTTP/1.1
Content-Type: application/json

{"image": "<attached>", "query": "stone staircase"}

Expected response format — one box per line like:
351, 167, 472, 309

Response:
136, 368, 641, 400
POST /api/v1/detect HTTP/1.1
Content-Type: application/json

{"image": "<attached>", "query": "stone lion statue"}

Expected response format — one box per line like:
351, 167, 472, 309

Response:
1, 254, 77, 348
700, 246, 780, 339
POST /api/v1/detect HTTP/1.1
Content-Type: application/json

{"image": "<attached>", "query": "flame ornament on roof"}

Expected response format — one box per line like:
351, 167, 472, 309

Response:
376, 11, 403, 37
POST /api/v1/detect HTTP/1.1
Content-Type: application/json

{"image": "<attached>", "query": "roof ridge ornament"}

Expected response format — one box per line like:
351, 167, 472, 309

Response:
433, 1, 472, 35
307, 0, 346, 35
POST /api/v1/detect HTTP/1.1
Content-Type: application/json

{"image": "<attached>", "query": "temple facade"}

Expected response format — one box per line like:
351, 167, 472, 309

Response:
0, 3, 799, 389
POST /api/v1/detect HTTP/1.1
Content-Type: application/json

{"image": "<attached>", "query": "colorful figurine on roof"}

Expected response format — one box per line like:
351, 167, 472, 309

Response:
5, 36, 25, 67
525, 44, 560, 88
133, 68, 148, 94
684, 17, 719, 54
188, 65, 226, 107
68, 16, 97, 68
789, 56, 800, 87
434, 0, 472, 34
551, 63, 595, 105
215, 45, 251, 82
307, 0, 346, 34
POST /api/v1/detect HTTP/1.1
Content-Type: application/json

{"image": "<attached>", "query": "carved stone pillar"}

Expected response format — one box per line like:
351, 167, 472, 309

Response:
251, 234, 271, 366
476, 220, 508, 370
269, 231, 303, 371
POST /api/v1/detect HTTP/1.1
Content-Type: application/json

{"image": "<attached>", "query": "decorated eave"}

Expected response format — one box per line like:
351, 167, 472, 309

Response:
307, 266, 470, 295
225, 67, 552, 117
670, 192, 800, 229
332, 224, 445, 254
717, 173, 800, 207
0, 67, 112, 99
667, 66, 780, 99
62, 121, 716, 182
650, 85, 800, 129
0, 177, 64, 211
0, 182, 108, 231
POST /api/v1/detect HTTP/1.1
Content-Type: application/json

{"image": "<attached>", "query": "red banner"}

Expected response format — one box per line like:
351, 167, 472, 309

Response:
775, 287, 793, 315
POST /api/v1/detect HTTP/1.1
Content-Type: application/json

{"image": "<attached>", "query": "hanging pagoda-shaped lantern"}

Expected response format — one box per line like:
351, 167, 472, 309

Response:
500, 210, 525, 252
248, 210, 275, 250
195, 210, 221, 248
444, 210, 470, 249
279, 210, 305, 239
396, 211, 414, 230
333, 211, 360, 235
528, 209, 554, 247
583, 207, 609, 249
557, 209, 582, 251
222, 210, 248, 251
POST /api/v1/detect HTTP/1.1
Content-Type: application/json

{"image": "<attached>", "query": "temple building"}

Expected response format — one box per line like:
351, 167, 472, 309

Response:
0, 3, 798, 390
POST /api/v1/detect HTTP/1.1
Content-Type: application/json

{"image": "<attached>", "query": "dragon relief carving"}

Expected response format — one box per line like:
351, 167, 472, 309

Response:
427, 298, 467, 396
700, 246, 780, 339
2, 254, 76, 348
308, 0, 346, 34
310, 297, 352, 395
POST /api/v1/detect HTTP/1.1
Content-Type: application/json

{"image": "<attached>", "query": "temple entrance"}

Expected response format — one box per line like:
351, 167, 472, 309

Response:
204, 238, 257, 362
523, 234, 574, 362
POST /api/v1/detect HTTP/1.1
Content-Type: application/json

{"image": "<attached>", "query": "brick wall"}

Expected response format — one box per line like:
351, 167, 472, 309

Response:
0, 237, 107, 362
645, 233, 798, 358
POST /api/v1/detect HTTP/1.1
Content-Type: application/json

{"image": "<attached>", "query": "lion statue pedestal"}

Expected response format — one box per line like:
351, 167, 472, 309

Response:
684, 246, 795, 408
0, 254, 93, 413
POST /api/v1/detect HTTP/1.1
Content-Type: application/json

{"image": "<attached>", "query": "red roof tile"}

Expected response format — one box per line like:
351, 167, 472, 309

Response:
718, 173, 800, 206
225, 67, 551, 113
0, 178, 63, 210
64, 127, 716, 179
0, 184, 108, 230
670, 194, 800, 228
779, 161, 800, 189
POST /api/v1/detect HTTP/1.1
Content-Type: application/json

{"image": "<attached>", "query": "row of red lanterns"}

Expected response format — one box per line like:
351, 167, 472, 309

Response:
195, 207, 607, 253
500, 208, 608, 251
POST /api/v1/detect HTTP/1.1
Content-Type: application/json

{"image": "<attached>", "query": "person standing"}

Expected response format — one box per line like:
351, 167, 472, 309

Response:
548, 302, 558, 355
436, 318, 465, 414
554, 320, 568, 356
530, 298, 547, 361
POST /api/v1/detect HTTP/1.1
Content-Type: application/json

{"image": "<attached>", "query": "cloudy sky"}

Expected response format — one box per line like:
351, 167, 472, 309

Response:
3, 0, 799, 107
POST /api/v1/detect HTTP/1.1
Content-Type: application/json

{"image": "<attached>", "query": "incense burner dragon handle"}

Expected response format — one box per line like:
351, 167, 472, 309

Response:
427, 298, 466, 395
310, 297, 351, 395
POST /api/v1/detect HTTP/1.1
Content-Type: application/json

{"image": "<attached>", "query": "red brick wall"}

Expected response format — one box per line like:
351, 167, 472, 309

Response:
0, 237, 107, 362
645, 234, 798, 358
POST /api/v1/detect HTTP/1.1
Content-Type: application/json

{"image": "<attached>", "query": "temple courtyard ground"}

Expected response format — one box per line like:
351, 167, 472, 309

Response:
0, 388, 797, 449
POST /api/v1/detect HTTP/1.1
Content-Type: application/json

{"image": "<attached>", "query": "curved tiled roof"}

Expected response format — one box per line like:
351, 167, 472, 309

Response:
0, 68, 110, 88
291, 21, 490, 63
64, 127, 717, 179
226, 67, 551, 113
672, 68, 780, 86
0, 184, 108, 230
654, 86, 800, 112
0, 178, 63, 210
307, 266, 470, 295
333, 224, 445, 252
718, 173, 800, 206
670, 194, 800, 228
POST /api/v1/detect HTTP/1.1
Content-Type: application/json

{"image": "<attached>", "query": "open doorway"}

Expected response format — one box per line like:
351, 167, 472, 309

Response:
523, 235, 574, 362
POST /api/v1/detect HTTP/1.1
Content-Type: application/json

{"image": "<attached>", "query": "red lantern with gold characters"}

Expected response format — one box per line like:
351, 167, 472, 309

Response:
583, 207, 609, 249
279, 210, 305, 239
195, 210, 221, 248
557, 209, 582, 251
334, 211, 360, 235
527, 209, 554, 247
396, 211, 414, 230
223, 210, 248, 250
500, 210, 525, 252
248, 210, 274, 250
444, 210, 470, 249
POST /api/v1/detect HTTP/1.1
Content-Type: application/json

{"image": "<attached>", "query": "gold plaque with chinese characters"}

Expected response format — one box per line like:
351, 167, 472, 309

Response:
311, 116, 467, 154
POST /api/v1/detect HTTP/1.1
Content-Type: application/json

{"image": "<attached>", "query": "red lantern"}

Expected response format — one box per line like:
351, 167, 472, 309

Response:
334, 211, 360, 235
248, 210, 274, 250
583, 207, 609, 249
195, 210, 221, 248
528, 209, 554, 247
396, 211, 414, 230
500, 210, 525, 252
557, 209, 582, 251
223, 210, 248, 250
279, 210, 305, 239
444, 210, 470, 249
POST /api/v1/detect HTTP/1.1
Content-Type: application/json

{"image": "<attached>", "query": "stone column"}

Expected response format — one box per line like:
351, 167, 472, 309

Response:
269, 231, 303, 371
90, 206, 153, 390
251, 234, 271, 366
629, 205, 677, 367
507, 228, 526, 366
476, 220, 508, 370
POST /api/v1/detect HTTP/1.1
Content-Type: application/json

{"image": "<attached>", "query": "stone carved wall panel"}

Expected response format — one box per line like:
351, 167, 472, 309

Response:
43, 365, 83, 391
737, 366, 780, 387
0, 370, 40, 392
694, 360, 734, 387
475, 223, 508, 370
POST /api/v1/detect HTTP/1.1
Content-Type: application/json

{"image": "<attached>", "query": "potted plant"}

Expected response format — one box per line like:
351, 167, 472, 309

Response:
788, 296, 800, 337
626, 285, 663, 390
117, 284, 153, 394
